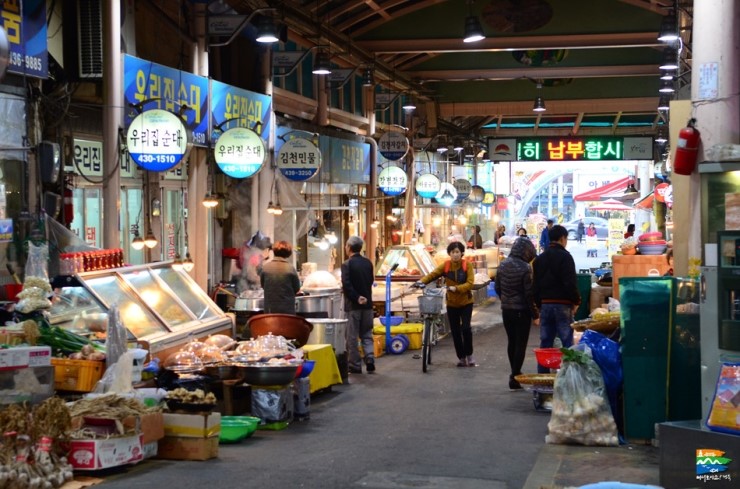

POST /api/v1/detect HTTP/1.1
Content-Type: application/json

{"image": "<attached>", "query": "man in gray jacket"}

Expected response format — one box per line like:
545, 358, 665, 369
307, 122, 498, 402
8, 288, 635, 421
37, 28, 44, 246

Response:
495, 237, 539, 389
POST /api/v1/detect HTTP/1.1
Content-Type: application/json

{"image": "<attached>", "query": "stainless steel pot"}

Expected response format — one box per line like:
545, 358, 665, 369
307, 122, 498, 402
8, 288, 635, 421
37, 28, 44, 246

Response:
305, 318, 348, 354
233, 297, 264, 311
295, 293, 342, 318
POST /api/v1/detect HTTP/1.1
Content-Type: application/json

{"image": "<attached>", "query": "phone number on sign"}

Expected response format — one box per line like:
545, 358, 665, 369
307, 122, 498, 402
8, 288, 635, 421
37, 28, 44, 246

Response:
9, 53, 44, 72
136, 154, 179, 164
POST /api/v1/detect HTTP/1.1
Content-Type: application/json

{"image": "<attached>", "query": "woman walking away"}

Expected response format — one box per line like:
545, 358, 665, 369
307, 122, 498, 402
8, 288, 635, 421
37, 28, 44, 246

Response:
415, 241, 476, 367
495, 237, 539, 389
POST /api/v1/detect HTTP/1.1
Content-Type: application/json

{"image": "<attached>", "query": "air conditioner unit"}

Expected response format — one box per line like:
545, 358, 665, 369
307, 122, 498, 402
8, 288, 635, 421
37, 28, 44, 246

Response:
77, 0, 103, 78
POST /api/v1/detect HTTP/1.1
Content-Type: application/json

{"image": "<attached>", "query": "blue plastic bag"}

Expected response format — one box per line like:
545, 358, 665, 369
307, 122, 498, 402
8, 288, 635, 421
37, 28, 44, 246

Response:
581, 329, 623, 419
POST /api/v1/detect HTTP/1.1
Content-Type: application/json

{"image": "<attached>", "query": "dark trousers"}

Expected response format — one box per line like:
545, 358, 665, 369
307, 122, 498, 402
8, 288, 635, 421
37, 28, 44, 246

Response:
447, 303, 474, 359
502, 309, 532, 378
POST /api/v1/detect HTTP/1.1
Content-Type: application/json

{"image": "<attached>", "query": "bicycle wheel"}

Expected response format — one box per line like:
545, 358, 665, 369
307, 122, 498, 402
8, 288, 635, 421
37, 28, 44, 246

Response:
422, 316, 432, 373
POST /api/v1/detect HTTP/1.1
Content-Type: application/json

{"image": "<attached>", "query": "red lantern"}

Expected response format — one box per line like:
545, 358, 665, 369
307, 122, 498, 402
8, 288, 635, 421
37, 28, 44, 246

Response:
673, 118, 701, 175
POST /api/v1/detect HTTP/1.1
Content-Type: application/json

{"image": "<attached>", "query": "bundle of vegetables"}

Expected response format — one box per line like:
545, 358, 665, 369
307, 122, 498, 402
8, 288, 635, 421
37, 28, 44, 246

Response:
36, 322, 105, 360
545, 347, 619, 447
67, 394, 160, 440
0, 398, 74, 489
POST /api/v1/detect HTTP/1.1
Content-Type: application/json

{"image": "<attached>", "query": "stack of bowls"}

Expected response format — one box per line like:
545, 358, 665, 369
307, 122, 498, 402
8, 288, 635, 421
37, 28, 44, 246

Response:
637, 241, 667, 255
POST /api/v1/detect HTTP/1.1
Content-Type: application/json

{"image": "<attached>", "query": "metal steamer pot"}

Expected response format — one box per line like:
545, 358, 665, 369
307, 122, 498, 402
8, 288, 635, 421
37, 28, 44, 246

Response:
233, 297, 264, 311
305, 318, 348, 354
295, 291, 342, 318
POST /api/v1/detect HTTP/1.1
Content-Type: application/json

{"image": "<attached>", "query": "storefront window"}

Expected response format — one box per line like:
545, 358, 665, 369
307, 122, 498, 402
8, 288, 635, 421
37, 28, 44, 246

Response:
71, 187, 102, 248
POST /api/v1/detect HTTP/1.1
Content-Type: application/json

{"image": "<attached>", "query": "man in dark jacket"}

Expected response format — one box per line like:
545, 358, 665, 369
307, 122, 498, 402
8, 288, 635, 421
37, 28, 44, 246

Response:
532, 224, 581, 373
539, 219, 553, 253
495, 237, 539, 389
341, 236, 376, 374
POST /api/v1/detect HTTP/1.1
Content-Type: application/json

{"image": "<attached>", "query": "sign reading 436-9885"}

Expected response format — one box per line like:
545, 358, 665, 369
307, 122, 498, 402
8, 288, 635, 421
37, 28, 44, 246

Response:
126, 109, 189, 172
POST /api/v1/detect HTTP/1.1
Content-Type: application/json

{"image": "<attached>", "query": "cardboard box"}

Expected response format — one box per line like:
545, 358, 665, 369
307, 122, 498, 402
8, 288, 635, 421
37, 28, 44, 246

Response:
0, 346, 52, 370
67, 434, 144, 470
163, 412, 221, 438
142, 441, 158, 459
123, 412, 164, 445
156, 436, 219, 461
51, 358, 104, 392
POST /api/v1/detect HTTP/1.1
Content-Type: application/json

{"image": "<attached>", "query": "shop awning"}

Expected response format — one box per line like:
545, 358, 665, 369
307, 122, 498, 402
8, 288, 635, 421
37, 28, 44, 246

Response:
573, 177, 634, 202
633, 193, 654, 210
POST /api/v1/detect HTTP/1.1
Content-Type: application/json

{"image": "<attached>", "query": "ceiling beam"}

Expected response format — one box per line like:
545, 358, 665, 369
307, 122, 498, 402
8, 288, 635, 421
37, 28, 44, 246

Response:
618, 0, 673, 14
412, 64, 660, 82
355, 32, 662, 54
439, 97, 658, 117
341, 0, 447, 35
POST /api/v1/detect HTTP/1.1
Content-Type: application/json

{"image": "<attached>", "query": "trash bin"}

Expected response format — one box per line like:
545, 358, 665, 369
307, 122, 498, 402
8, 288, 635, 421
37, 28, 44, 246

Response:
576, 273, 592, 320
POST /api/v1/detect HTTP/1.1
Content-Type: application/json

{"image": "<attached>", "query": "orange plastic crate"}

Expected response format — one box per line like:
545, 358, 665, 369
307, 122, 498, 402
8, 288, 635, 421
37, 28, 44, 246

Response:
52, 358, 105, 392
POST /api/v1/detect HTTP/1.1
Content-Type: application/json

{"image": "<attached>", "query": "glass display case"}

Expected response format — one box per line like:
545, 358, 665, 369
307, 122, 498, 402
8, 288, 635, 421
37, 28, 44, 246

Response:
717, 231, 740, 351
47, 262, 233, 355
375, 244, 436, 281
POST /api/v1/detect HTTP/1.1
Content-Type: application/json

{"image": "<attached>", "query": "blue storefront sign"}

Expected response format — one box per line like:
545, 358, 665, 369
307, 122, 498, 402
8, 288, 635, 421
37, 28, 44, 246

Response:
1, 0, 47, 78
319, 137, 370, 184
123, 54, 209, 146
210, 80, 272, 142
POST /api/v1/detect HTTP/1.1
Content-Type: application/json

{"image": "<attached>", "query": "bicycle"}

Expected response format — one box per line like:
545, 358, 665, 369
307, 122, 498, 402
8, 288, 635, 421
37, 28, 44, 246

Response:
412, 283, 446, 373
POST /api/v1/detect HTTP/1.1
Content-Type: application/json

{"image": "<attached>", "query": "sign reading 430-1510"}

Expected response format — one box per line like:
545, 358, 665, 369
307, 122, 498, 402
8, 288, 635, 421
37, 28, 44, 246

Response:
214, 127, 267, 179
126, 109, 189, 172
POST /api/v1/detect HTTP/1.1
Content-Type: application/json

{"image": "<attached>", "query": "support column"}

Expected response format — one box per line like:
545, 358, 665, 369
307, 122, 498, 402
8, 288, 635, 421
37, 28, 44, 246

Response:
258, 49, 275, 237
102, 0, 122, 250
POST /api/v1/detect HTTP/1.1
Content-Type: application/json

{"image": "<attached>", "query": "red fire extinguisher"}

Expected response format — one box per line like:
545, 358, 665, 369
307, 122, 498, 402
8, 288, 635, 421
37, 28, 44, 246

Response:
673, 118, 701, 175
63, 185, 74, 224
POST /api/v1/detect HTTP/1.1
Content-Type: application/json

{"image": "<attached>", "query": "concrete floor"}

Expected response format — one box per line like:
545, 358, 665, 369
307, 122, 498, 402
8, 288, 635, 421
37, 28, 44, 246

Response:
93, 298, 660, 489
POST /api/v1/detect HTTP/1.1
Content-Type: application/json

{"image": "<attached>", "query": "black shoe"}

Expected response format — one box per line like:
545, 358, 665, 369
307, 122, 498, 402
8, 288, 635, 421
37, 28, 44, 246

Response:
509, 378, 523, 390
366, 361, 376, 373
349, 367, 362, 374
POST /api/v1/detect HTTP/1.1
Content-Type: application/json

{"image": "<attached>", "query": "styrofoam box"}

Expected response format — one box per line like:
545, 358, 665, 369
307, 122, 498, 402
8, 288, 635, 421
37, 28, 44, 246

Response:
0, 346, 51, 370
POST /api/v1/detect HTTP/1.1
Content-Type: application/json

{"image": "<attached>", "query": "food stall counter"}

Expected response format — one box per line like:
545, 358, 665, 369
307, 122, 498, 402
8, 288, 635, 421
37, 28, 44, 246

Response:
375, 245, 436, 282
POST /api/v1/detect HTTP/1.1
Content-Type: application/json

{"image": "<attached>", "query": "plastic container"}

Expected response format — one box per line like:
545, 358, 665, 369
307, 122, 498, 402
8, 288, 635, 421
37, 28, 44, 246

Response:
379, 316, 404, 327
219, 416, 260, 443
533, 348, 563, 370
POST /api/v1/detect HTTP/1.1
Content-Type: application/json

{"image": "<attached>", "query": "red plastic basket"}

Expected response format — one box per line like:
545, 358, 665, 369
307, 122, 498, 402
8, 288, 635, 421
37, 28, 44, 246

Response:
534, 348, 563, 369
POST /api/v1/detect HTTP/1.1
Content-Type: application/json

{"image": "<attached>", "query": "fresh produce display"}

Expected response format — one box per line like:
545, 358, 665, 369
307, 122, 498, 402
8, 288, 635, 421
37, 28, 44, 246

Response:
36, 322, 105, 359
0, 397, 74, 488
546, 348, 619, 447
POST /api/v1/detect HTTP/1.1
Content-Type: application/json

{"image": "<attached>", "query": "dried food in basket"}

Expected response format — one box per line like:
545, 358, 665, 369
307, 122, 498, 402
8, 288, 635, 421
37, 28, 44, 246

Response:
571, 312, 620, 334
514, 373, 556, 386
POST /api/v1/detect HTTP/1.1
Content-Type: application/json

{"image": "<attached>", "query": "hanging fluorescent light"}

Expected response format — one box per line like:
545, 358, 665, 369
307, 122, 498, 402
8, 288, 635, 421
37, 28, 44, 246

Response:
462, 1, 485, 43
144, 230, 158, 249
182, 253, 195, 272
453, 141, 465, 152
659, 50, 678, 71
657, 11, 678, 43
659, 79, 675, 93
660, 71, 674, 81
657, 96, 671, 111
255, 16, 279, 43
312, 51, 332, 75
202, 193, 219, 208
131, 232, 145, 251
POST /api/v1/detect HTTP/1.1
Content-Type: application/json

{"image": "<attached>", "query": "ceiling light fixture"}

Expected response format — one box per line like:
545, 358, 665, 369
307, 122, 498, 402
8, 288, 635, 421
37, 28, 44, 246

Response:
172, 254, 184, 271
401, 95, 416, 111
131, 231, 145, 251
533, 83, 546, 112
655, 127, 668, 144
144, 230, 158, 249
659, 50, 678, 71
624, 183, 639, 196
660, 71, 674, 81
254, 16, 280, 43
312, 51, 332, 75
463, 0, 485, 43
362, 67, 374, 87
657, 10, 678, 43
657, 96, 671, 111
659, 79, 675, 93
202, 193, 219, 208
182, 253, 195, 272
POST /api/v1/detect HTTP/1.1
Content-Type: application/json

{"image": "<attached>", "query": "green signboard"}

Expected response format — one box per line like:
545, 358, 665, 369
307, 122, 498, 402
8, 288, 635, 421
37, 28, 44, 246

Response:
489, 136, 652, 162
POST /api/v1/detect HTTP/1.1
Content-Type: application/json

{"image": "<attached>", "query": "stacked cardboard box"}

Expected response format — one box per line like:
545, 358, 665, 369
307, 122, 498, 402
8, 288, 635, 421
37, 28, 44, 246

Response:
157, 412, 221, 461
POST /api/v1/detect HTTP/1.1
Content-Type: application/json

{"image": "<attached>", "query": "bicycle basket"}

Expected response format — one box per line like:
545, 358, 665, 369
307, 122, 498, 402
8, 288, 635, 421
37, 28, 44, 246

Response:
418, 295, 444, 314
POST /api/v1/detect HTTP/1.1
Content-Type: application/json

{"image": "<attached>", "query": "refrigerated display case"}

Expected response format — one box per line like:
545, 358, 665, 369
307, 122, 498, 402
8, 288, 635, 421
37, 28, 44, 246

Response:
47, 262, 234, 357
375, 244, 436, 281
